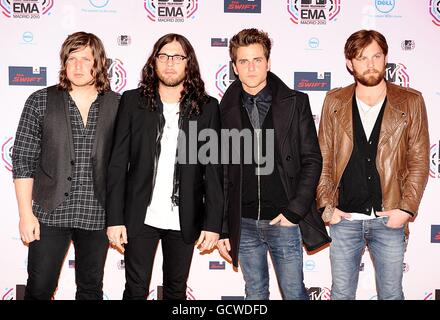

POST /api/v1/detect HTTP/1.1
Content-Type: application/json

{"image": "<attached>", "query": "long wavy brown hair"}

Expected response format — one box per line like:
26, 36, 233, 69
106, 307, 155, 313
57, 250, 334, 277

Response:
58, 31, 110, 93
139, 33, 209, 116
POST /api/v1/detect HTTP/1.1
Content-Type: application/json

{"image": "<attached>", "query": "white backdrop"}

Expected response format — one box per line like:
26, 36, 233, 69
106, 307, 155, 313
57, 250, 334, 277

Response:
1, 0, 439, 300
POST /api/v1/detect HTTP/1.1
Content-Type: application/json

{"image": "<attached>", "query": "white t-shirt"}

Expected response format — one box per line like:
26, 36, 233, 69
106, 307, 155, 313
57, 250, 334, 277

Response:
144, 102, 181, 230
347, 96, 385, 221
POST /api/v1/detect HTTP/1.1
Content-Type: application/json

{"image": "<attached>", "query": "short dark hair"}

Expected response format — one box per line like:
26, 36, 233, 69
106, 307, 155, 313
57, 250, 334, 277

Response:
344, 29, 388, 60
229, 28, 271, 64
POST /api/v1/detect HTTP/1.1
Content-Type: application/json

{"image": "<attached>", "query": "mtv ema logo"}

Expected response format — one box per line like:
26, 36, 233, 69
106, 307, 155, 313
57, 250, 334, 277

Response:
287, 0, 341, 25
429, 0, 440, 26
385, 63, 409, 87
307, 287, 331, 300
215, 62, 237, 98
107, 58, 127, 93
430, 141, 439, 178
2, 136, 13, 172
1, 0, 54, 18
144, 0, 198, 22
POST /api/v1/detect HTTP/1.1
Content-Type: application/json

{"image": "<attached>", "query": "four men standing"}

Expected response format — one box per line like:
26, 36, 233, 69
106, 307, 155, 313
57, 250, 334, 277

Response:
12, 29, 429, 300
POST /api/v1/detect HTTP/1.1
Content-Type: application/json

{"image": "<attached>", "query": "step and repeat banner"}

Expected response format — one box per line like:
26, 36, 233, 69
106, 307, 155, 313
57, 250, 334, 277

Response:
1, 0, 439, 300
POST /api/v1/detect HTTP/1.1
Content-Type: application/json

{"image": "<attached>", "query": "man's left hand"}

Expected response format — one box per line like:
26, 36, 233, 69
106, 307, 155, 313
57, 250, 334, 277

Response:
269, 213, 296, 227
196, 230, 219, 252
376, 209, 411, 228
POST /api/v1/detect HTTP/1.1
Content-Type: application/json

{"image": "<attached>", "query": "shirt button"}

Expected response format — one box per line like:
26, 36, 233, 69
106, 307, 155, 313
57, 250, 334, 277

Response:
369, 141, 372, 145
71, 160, 75, 165
64, 192, 69, 197
286, 155, 292, 161
67, 177, 72, 181
365, 208, 369, 212
368, 176, 371, 180
367, 158, 371, 162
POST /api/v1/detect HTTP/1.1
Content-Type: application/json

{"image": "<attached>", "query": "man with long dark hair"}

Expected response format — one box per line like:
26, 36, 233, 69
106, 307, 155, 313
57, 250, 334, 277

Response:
106, 33, 223, 300
13, 31, 120, 299
317, 29, 429, 299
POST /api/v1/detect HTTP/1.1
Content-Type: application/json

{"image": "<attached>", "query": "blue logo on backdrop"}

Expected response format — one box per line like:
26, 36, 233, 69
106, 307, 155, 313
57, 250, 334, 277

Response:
224, 0, 261, 13
22, 32, 33, 43
9, 66, 47, 86
308, 37, 320, 49
89, 0, 110, 8
304, 259, 316, 271
375, 0, 395, 13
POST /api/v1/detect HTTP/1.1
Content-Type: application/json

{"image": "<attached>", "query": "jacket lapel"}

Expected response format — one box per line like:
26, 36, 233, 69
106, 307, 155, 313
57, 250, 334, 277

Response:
271, 94, 295, 153
378, 82, 408, 149
220, 80, 243, 131
334, 84, 354, 142
267, 72, 295, 153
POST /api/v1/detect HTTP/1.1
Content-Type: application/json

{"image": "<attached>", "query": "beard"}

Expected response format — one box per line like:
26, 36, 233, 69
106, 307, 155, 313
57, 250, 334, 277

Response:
157, 70, 186, 87
353, 67, 386, 87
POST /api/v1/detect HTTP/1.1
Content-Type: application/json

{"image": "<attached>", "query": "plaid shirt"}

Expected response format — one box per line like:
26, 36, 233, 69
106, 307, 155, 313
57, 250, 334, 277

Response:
13, 88, 106, 230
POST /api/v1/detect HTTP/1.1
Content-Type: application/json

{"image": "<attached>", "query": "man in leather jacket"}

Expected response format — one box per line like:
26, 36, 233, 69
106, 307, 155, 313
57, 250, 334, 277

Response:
317, 29, 429, 300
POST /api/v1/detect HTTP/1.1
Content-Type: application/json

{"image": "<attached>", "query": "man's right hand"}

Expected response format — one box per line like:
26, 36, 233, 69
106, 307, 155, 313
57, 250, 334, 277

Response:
329, 208, 352, 224
107, 225, 128, 253
217, 239, 232, 262
19, 214, 40, 244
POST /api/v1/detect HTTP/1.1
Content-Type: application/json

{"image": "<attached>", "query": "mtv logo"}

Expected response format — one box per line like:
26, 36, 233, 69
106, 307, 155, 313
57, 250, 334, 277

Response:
402, 40, 415, 50
307, 287, 331, 300
117, 35, 131, 46
385, 63, 399, 82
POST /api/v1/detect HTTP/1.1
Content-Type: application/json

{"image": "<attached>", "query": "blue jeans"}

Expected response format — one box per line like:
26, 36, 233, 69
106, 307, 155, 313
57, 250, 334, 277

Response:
238, 217, 308, 300
329, 217, 406, 300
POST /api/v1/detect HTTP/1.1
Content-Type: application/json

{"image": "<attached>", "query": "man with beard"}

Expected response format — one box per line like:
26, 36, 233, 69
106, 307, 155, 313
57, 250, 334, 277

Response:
317, 29, 429, 299
106, 33, 223, 300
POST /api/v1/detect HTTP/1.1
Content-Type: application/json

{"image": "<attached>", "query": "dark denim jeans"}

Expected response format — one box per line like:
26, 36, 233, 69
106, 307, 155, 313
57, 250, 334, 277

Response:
25, 223, 108, 300
329, 217, 406, 300
238, 217, 308, 300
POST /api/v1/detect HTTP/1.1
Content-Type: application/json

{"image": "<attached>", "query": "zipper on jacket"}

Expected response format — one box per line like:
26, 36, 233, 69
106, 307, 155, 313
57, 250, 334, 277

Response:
256, 128, 261, 220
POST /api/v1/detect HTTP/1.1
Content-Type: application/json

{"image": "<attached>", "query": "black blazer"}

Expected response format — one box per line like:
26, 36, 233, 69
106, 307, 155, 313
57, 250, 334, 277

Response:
220, 72, 331, 267
106, 88, 223, 243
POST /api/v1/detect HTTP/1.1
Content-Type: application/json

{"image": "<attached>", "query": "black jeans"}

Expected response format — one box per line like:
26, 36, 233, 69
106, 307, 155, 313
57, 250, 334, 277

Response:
123, 224, 194, 300
24, 223, 108, 300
